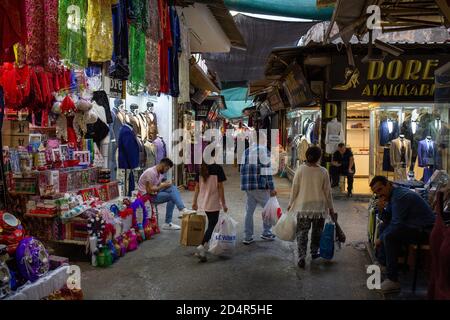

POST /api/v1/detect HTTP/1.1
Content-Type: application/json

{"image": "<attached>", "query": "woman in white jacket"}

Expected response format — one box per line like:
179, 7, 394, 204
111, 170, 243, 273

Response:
287, 146, 335, 268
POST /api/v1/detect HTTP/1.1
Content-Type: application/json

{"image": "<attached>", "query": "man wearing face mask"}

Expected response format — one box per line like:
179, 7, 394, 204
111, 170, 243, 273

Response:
369, 176, 435, 293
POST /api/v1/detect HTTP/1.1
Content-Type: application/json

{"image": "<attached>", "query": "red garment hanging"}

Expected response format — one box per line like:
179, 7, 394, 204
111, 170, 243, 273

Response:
158, 0, 172, 94
0, 1, 25, 63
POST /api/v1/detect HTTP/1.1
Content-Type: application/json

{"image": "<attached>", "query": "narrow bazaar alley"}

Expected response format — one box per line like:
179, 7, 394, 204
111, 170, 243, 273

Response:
79, 166, 379, 300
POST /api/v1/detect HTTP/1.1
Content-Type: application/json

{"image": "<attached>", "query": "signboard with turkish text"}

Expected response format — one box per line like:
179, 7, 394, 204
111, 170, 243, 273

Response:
282, 62, 314, 108
328, 54, 450, 102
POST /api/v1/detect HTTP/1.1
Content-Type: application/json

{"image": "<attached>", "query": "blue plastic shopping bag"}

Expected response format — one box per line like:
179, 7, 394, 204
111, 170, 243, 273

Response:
320, 221, 335, 260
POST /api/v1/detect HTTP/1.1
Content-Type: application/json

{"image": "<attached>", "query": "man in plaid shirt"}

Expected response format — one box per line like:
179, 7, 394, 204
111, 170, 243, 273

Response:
240, 131, 277, 245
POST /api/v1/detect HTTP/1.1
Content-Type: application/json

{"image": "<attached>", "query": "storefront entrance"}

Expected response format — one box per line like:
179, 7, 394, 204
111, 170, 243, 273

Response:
342, 102, 449, 195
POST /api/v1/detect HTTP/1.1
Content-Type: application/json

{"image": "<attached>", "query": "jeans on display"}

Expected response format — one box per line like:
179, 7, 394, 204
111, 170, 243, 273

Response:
244, 190, 272, 240
152, 185, 186, 224
203, 211, 220, 244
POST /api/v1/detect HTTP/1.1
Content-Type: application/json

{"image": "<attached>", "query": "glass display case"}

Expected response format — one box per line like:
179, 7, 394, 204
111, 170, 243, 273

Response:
369, 103, 448, 183
286, 108, 321, 176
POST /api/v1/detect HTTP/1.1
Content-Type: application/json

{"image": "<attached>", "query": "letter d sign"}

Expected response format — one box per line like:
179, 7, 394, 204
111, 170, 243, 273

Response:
366, 265, 381, 290
325, 103, 338, 119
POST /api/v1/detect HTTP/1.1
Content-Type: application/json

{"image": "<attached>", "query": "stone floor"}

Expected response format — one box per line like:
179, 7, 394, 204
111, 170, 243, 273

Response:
76, 165, 381, 300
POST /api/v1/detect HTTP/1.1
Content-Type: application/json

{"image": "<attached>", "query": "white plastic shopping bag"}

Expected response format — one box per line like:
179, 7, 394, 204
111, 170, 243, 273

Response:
208, 213, 238, 256
272, 209, 297, 242
262, 197, 282, 226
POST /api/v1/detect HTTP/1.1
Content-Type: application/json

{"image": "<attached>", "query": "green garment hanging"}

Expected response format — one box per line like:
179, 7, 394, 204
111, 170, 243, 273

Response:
58, 0, 88, 68
128, 24, 147, 96
129, 0, 149, 33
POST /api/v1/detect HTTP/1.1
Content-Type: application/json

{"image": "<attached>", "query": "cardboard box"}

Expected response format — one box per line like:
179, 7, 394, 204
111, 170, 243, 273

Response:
3, 120, 29, 135
180, 214, 206, 246
2, 135, 29, 148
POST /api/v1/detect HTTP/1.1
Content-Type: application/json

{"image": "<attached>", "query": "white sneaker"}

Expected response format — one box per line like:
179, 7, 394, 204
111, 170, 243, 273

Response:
196, 244, 206, 257
162, 223, 181, 230
181, 208, 197, 215
380, 279, 401, 293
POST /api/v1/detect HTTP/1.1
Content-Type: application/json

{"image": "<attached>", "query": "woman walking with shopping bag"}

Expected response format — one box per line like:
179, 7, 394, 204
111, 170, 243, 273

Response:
287, 146, 335, 269
192, 155, 228, 262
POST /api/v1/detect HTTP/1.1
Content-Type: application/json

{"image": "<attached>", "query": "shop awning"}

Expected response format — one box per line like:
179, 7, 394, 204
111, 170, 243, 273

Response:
223, 0, 335, 20
189, 60, 220, 93
219, 87, 253, 119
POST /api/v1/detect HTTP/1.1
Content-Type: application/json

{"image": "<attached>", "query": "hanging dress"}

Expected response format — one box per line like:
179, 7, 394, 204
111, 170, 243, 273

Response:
0, 1, 25, 63
177, 9, 191, 104
110, 0, 129, 79
127, 0, 148, 95
86, 0, 117, 63
145, 0, 162, 95
158, 0, 172, 94
59, 0, 88, 68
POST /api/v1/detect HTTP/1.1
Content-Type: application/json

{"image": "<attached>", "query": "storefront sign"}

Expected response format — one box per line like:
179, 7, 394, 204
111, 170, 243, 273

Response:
329, 55, 450, 102
282, 62, 314, 108
108, 77, 126, 99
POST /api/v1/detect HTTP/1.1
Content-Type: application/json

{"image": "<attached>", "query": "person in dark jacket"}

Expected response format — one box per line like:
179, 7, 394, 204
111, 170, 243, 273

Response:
370, 175, 435, 294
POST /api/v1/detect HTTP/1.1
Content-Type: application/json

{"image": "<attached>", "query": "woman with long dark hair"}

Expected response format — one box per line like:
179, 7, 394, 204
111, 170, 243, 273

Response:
192, 152, 228, 262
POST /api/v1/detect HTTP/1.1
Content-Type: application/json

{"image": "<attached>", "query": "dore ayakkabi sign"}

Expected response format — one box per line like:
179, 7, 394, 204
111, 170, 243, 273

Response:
329, 55, 448, 101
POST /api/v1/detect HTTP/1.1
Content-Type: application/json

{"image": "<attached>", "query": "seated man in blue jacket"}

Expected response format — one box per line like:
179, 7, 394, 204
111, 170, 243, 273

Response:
370, 176, 435, 293
138, 158, 196, 230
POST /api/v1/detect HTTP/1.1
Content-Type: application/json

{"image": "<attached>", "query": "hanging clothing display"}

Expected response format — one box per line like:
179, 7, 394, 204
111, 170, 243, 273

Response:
325, 119, 344, 154
379, 119, 399, 146
169, 6, 180, 97
390, 137, 412, 168
127, 0, 149, 93
297, 136, 309, 163
128, 25, 146, 95
158, 0, 172, 94
92, 91, 113, 124
118, 124, 140, 195
401, 119, 419, 171
305, 121, 315, 145
153, 136, 167, 164
86, 0, 116, 63
58, 0, 88, 68
382, 147, 394, 172
24, 0, 60, 70
110, 0, 129, 79
390, 137, 412, 181
418, 138, 438, 167
145, 0, 162, 95
177, 9, 190, 104
0, 1, 25, 63
24, 0, 45, 66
